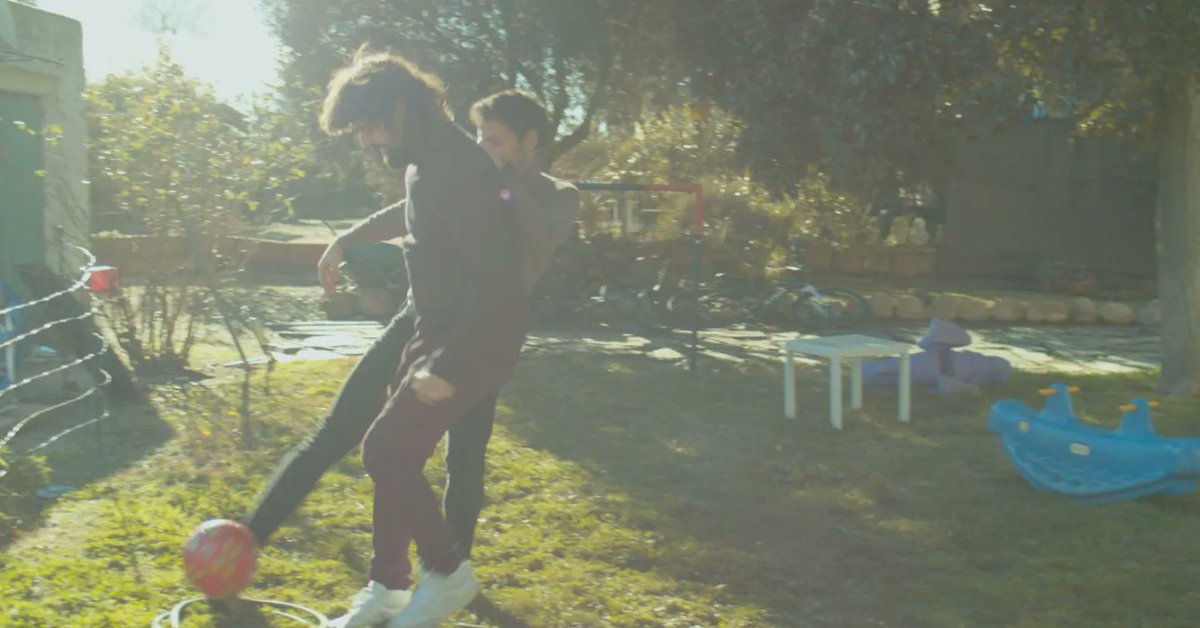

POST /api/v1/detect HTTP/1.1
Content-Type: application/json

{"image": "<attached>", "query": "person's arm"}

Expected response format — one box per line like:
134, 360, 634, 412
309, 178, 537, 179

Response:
508, 175, 580, 290
508, 179, 569, 258
336, 198, 408, 246
316, 198, 409, 293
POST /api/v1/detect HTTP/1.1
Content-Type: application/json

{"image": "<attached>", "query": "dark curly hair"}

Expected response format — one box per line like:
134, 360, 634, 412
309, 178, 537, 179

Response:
319, 45, 452, 136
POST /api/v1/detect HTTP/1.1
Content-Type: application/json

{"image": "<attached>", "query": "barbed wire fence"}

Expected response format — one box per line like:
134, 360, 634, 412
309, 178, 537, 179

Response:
0, 240, 112, 482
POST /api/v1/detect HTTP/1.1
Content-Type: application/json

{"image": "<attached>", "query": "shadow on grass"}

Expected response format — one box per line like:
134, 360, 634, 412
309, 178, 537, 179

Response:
496, 350, 1200, 626
0, 364, 282, 551
0, 391, 174, 550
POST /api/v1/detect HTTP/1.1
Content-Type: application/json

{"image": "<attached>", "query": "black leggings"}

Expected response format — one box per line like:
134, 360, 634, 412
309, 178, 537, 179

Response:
244, 312, 496, 557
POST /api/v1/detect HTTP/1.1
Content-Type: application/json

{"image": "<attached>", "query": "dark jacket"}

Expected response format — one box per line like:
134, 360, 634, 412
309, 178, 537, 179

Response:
401, 122, 527, 383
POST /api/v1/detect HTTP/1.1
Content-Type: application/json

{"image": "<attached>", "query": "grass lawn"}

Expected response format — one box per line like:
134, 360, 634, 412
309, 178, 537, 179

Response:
3, 346, 1200, 626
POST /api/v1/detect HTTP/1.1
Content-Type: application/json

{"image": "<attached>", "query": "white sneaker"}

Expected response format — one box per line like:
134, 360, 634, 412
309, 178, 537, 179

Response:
387, 561, 479, 627
329, 581, 412, 628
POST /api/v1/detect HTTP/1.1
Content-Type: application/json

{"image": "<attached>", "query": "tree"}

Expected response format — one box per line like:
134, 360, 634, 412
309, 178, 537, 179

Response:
135, 0, 210, 36
88, 43, 311, 367
669, 0, 1001, 202
935, 0, 1200, 394
260, 0, 680, 165
1009, 1, 1200, 395
670, 0, 1200, 394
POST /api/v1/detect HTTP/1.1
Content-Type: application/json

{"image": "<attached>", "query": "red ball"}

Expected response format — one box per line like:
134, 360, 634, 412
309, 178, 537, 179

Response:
182, 519, 258, 599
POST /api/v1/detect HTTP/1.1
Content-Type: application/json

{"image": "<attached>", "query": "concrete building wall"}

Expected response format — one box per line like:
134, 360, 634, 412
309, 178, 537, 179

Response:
1, 1, 88, 275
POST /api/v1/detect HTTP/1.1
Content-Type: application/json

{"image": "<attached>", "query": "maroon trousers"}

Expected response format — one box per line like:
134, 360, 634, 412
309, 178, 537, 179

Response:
361, 329, 523, 590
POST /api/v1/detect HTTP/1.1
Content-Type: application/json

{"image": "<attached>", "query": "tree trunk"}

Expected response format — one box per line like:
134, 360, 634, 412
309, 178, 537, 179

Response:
1156, 75, 1200, 395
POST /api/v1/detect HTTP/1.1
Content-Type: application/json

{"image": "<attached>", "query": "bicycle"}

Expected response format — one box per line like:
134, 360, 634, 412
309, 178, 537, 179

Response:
631, 256, 716, 333
785, 274, 871, 329
691, 264, 870, 330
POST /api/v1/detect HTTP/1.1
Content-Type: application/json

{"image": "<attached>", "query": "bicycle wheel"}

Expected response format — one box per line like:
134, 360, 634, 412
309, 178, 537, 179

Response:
632, 291, 671, 334
695, 285, 754, 327
751, 286, 795, 325
792, 289, 871, 329
681, 292, 715, 327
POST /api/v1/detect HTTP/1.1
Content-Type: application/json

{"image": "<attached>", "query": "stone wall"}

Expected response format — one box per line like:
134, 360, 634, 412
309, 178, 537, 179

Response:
0, 2, 88, 275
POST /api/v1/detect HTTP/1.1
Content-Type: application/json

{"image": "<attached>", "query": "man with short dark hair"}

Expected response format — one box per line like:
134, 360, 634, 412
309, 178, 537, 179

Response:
442, 90, 580, 556
471, 89, 580, 293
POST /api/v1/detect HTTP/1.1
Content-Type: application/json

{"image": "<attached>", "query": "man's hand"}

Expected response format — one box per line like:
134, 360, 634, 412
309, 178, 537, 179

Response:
412, 369, 455, 404
317, 239, 345, 294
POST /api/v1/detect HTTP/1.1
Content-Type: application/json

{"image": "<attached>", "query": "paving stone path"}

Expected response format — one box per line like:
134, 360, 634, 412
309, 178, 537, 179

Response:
261, 320, 1162, 375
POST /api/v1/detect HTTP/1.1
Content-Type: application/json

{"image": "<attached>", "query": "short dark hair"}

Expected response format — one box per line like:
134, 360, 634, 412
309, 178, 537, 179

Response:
319, 46, 452, 136
469, 89, 551, 150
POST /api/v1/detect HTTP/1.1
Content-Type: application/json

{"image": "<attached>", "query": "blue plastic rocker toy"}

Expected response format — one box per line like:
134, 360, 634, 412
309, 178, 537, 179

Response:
988, 383, 1200, 504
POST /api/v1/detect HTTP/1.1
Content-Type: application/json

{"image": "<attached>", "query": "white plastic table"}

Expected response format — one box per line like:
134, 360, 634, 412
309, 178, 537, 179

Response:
782, 334, 912, 429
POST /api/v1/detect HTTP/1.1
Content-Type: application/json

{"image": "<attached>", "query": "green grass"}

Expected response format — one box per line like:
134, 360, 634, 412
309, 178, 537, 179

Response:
3, 351, 1200, 626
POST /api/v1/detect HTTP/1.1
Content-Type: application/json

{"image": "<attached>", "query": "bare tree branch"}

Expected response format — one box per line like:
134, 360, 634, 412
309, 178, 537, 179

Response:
497, 0, 521, 87
548, 53, 569, 137
547, 48, 615, 165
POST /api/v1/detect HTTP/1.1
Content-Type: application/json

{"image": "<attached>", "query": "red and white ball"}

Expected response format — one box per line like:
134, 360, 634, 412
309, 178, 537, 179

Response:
182, 519, 257, 599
